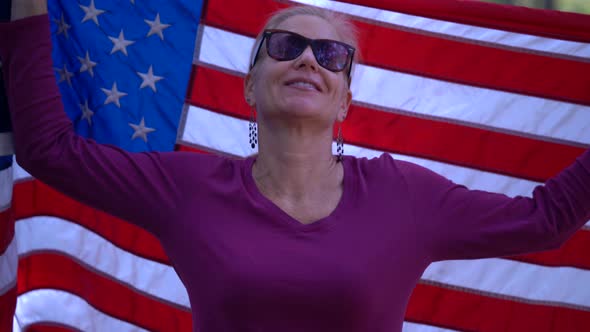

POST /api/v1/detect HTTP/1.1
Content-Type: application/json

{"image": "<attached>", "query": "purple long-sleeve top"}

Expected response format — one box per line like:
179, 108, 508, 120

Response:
2, 15, 590, 332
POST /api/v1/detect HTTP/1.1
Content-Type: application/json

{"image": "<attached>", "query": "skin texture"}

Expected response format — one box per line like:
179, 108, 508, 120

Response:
245, 15, 352, 129
244, 15, 353, 224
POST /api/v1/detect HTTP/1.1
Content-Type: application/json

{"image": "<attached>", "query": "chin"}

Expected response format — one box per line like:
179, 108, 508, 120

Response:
282, 96, 325, 113
280, 103, 323, 118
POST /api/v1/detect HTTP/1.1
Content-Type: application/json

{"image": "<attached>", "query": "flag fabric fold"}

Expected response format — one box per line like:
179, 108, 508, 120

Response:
1, 0, 589, 331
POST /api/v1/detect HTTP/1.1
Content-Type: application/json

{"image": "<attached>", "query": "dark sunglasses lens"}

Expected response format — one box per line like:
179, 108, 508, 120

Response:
267, 32, 306, 61
313, 41, 350, 72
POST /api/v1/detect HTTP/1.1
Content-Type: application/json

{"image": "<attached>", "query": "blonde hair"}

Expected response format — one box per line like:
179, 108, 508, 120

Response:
248, 6, 360, 84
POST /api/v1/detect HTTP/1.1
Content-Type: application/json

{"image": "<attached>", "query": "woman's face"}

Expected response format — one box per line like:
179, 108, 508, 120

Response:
245, 15, 352, 127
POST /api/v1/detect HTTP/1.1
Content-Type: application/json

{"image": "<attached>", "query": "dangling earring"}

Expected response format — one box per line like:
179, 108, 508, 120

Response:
336, 124, 344, 162
249, 106, 258, 149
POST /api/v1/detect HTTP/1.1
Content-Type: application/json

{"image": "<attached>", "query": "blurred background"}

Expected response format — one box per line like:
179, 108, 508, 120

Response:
480, 0, 590, 13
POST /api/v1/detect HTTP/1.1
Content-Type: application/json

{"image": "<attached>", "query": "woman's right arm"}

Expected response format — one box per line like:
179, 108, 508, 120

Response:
0, 10, 195, 237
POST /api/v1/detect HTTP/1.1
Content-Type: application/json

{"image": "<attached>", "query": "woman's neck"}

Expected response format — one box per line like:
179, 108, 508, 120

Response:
252, 121, 341, 201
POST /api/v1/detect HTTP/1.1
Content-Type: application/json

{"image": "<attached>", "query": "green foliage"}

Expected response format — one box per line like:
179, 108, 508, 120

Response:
479, 0, 590, 13
559, 0, 590, 13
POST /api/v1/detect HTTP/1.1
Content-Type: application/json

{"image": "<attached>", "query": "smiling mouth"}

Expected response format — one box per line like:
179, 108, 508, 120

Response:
285, 80, 321, 92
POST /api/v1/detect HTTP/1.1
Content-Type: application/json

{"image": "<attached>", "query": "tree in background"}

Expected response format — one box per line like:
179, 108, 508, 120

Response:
484, 0, 590, 13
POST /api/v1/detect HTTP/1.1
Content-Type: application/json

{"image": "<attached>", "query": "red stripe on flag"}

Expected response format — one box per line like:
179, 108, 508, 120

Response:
203, 0, 590, 106
352, 19, 590, 106
174, 144, 208, 154
0, 286, 16, 332
188, 65, 586, 181
12, 180, 169, 265
343, 104, 584, 181
203, 0, 286, 36
408, 282, 590, 332
346, 0, 590, 42
17, 253, 192, 332
0, 208, 13, 254
175, 144, 235, 157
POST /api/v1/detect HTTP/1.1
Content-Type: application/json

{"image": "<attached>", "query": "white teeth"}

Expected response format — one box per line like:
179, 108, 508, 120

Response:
288, 81, 317, 90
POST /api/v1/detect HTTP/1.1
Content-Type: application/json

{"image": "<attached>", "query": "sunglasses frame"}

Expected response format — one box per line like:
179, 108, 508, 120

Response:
250, 29, 355, 84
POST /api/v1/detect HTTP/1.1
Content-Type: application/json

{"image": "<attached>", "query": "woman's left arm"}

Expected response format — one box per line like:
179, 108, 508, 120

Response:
399, 149, 590, 262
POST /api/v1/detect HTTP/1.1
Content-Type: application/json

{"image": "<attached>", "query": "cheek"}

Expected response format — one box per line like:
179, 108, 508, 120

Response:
254, 65, 280, 95
331, 79, 348, 103
252, 73, 281, 111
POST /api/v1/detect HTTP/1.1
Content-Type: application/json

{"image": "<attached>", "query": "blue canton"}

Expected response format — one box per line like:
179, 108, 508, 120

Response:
48, 0, 203, 152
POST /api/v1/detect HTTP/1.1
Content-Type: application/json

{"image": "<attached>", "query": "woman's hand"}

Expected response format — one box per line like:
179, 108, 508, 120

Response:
11, 0, 47, 21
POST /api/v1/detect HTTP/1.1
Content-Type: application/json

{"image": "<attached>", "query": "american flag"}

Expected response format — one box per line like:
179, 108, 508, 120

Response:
1, 0, 590, 331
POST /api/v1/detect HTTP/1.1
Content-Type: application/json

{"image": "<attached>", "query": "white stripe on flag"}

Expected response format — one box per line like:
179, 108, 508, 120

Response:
12, 156, 31, 183
424, 258, 590, 309
181, 105, 257, 158
0, 164, 12, 210
198, 25, 590, 145
14, 289, 149, 332
292, 0, 590, 59
403, 321, 459, 332
15, 216, 190, 308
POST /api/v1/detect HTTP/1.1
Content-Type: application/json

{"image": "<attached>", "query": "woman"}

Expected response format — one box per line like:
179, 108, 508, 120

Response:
2, 1, 590, 331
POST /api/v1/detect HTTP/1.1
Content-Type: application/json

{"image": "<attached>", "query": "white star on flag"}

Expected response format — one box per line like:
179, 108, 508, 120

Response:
78, 51, 98, 77
145, 13, 171, 40
53, 13, 71, 38
109, 30, 135, 56
79, 100, 94, 125
79, 0, 105, 26
137, 65, 164, 92
129, 117, 156, 142
54, 64, 74, 86
101, 82, 128, 108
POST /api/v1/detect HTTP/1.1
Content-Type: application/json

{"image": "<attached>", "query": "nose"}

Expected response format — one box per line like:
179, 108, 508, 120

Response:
292, 45, 319, 72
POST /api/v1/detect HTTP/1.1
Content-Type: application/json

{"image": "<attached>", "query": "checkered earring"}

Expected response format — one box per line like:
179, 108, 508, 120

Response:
336, 124, 344, 162
249, 106, 257, 149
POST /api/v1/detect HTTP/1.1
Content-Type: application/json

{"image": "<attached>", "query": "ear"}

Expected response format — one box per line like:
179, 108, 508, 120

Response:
244, 72, 256, 106
337, 88, 352, 122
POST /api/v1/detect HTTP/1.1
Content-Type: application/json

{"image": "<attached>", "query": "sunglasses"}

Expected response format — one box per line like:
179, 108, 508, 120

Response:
250, 29, 355, 82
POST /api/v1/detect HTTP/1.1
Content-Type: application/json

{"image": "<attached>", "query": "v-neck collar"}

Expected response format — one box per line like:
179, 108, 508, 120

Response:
242, 155, 354, 233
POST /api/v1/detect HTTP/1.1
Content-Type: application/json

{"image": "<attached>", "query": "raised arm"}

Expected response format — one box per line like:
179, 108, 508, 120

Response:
0, 5, 198, 237
396, 150, 590, 262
